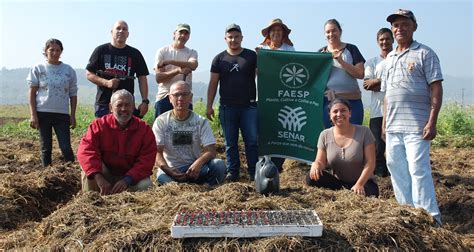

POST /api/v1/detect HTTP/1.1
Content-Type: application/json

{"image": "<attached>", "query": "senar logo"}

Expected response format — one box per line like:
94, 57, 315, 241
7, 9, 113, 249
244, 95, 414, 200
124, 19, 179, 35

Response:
277, 106, 307, 142
278, 106, 307, 132
280, 63, 309, 89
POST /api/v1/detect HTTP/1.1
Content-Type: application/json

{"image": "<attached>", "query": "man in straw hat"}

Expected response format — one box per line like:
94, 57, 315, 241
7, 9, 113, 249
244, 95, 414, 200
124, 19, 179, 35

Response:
256, 18, 294, 51
382, 9, 443, 225
154, 23, 198, 118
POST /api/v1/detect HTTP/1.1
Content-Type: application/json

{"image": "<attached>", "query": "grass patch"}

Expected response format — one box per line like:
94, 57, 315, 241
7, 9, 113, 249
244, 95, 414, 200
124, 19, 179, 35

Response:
0, 104, 30, 118
433, 103, 473, 148
1, 103, 472, 148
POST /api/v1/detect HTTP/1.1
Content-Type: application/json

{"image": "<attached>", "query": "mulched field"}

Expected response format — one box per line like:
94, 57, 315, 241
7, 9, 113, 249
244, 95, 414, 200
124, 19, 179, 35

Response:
0, 136, 472, 250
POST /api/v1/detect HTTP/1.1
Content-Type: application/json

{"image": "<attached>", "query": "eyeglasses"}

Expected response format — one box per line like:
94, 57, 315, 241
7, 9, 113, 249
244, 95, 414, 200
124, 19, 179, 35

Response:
170, 92, 191, 98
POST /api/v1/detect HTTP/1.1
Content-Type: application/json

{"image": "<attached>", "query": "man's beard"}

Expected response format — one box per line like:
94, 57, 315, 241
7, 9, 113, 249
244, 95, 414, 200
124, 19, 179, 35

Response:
115, 112, 132, 125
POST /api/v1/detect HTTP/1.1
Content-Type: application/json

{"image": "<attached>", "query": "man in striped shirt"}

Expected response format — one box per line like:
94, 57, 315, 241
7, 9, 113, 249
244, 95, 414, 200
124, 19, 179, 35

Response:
382, 9, 443, 225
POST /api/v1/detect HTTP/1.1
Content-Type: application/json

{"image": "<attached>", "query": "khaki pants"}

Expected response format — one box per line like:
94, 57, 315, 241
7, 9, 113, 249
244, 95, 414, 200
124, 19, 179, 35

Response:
81, 164, 152, 193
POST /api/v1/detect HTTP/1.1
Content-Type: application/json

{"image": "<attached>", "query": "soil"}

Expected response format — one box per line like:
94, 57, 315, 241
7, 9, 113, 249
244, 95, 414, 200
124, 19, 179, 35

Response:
0, 136, 472, 250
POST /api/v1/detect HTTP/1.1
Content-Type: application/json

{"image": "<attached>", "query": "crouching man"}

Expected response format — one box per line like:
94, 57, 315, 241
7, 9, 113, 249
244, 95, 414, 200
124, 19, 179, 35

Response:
77, 90, 157, 195
153, 81, 225, 185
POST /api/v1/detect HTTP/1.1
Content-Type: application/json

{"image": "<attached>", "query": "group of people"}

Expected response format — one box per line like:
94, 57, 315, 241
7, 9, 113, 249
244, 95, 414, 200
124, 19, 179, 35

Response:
27, 9, 443, 225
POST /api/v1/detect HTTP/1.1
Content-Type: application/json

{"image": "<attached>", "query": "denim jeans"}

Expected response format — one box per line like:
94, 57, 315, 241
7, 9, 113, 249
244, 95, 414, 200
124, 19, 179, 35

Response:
323, 97, 364, 128
157, 159, 226, 186
369, 117, 388, 177
219, 104, 258, 179
154, 95, 193, 119
386, 132, 442, 224
37, 112, 74, 167
95, 104, 141, 118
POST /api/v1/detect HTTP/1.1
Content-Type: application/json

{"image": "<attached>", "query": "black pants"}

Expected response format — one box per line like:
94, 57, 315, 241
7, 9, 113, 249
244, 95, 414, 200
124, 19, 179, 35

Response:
369, 117, 389, 177
37, 112, 75, 166
271, 157, 285, 172
305, 171, 379, 197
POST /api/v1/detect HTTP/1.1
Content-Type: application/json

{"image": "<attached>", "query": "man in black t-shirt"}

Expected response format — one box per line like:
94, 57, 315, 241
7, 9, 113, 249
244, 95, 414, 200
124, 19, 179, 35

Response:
86, 20, 150, 118
206, 23, 258, 182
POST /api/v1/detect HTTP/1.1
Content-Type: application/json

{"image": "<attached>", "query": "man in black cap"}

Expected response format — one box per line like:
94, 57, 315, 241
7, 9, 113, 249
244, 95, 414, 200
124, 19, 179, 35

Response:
382, 9, 443, 225
206, 23, 258, 182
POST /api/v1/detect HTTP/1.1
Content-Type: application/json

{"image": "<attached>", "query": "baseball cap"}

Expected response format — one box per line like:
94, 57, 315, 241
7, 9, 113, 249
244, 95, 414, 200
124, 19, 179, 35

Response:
225, 23, 241, 33
386, 9, 417, 24
176, 23, 191, 33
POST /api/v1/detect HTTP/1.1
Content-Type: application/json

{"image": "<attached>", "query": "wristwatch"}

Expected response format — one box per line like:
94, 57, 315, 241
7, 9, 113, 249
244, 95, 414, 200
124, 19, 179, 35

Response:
142, 99, 150, 104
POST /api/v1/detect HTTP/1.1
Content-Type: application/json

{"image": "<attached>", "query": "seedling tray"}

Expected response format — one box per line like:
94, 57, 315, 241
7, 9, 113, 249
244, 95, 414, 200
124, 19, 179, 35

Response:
171, 209, 323, 238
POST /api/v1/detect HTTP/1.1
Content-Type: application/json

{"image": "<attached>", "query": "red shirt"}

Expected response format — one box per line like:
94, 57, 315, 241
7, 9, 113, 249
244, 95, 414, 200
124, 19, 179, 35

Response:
77, 114, 157, 184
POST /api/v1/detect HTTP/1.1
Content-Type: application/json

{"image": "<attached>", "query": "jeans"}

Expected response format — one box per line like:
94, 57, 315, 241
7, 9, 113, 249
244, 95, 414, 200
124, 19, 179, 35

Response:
95, 104, 141, 118
369, 117, 389, 177
305, 170, 379, 197
37, 112, 74, 167
323, 97, 364, 128
219, 104, 258, 179
386, 132, 442, 224
154, 95, 193, 119
157, 159, 226, 186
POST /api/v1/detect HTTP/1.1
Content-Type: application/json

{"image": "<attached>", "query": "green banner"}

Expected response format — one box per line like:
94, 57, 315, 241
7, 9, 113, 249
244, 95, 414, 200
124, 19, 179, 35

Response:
257, 49, 333, 163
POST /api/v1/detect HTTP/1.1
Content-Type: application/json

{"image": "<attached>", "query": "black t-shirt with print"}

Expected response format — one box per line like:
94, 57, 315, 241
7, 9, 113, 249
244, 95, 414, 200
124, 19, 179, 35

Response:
211, 48, 257, 107
86, 43, 149, 106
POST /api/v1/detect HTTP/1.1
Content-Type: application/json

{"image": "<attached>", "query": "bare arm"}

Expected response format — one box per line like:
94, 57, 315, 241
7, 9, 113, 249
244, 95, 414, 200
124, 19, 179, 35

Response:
363, 78, 381, 91
206, 72, 220, 121
86, 70, 119, 89
155, 66, 182, 84
382, 96, 387, 142
423, 81, 443, 140
186, 144, 216, 180
332, 48, 364, 79
309, 148, 328, 181
137, 75, 149, 117
351, 142, 376, 196
339, 61, 365, 79
155, 57, 198, 84
161, 59, 198, 70
29, 87, 39, 129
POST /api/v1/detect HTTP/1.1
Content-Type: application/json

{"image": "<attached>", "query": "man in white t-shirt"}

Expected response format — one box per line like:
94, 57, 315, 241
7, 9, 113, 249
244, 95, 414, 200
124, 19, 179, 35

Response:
153, 81, 225, 185
363, 27, 393, 177
154, 23, 198, 118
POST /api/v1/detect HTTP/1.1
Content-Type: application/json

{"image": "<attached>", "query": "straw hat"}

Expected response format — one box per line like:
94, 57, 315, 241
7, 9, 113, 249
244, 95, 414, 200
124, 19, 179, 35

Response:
260, 18, 293, 47
261, 18, 291, 37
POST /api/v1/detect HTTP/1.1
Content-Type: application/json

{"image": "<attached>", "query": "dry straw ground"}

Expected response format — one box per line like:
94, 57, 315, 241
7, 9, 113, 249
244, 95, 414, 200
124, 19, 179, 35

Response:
0, 136, 472, 250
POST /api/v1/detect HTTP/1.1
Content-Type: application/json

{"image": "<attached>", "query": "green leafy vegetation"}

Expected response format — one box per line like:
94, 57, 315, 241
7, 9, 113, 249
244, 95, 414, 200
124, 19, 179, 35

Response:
1, 103, 472, 148
433, 103, 473, 148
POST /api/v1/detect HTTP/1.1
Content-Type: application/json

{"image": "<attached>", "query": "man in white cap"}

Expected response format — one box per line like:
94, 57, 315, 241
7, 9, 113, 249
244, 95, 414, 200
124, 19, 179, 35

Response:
154, 23, 198, 118
382, 9, 443, 225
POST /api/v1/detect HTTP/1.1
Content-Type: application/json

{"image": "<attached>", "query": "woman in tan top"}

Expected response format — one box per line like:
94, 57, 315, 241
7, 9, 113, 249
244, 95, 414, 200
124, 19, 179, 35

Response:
305, 98, 378, 197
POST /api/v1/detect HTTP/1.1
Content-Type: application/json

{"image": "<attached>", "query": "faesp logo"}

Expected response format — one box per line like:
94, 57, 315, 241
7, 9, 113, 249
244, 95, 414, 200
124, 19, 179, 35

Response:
279, 63, 309, 89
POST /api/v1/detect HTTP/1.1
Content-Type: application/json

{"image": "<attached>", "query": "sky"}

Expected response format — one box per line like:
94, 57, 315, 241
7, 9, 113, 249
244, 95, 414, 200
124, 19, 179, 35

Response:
1, 0, 473, 83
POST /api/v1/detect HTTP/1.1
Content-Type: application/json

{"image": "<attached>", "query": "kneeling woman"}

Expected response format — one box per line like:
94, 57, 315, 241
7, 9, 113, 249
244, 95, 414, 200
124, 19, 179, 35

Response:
306, 98, 378, 197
